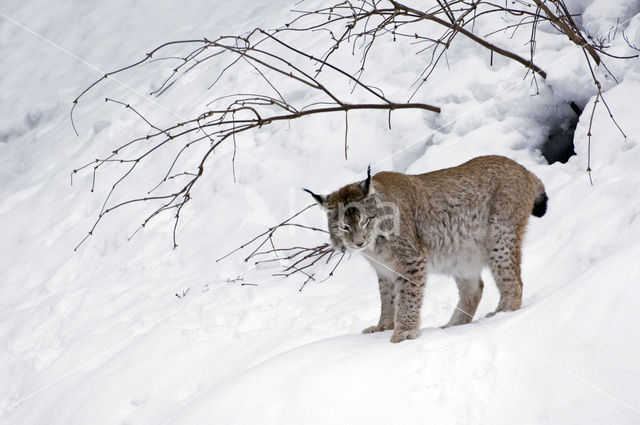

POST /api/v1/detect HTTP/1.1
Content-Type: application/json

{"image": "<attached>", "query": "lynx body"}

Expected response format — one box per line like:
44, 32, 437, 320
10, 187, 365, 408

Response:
305, 155, 547, 343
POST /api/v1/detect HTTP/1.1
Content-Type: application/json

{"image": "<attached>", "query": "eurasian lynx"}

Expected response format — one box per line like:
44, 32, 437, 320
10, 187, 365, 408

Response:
305, 155, 547, 343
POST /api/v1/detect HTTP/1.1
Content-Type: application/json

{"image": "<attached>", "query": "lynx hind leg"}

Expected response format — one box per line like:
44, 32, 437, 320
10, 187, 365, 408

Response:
442, 277, 484, 328
362, 276, 395, 334
487, 222, 525, 317
390, 260, 427, 343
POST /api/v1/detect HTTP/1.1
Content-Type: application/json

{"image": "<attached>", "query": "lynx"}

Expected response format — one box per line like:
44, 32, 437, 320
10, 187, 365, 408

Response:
304, 155, 547, 343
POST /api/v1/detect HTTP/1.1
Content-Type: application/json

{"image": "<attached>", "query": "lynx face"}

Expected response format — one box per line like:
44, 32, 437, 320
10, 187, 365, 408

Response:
304, 167, 399, 251
326, 198, 379, 251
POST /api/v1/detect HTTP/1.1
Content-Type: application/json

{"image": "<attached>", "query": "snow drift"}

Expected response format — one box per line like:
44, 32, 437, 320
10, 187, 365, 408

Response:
1, 0, 639, 424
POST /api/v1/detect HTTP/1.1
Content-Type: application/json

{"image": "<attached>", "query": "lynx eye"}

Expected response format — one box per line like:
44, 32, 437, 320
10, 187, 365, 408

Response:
338, 224, 351, 232
361, 217, 371, 227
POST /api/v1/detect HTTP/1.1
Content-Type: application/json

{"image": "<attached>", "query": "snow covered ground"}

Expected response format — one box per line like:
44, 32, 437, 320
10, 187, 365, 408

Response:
1, 0, 640, 424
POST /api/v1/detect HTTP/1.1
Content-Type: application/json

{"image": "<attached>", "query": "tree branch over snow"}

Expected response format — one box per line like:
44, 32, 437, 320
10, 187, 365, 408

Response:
71, 0, 636, 280
71, 27, 440, 251
216, 204, 346, 291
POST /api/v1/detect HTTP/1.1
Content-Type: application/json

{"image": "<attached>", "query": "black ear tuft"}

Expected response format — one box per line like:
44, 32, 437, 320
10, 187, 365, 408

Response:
303, 188, 328, 208
360, 164, 372, 195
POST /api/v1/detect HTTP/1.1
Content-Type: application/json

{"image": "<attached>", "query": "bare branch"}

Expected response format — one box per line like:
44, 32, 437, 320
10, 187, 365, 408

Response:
217, 204, 345, 287
70, 0, 634, 264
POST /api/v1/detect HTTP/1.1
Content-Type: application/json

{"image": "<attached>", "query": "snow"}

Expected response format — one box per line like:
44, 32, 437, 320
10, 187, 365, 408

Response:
1, 0, 640, 424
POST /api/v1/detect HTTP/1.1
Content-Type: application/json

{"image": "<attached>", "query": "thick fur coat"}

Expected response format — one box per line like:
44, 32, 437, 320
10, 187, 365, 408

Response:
306, 155, 547, 343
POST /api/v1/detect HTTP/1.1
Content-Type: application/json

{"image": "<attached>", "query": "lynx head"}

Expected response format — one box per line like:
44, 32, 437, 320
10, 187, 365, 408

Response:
304, 166, 385, 251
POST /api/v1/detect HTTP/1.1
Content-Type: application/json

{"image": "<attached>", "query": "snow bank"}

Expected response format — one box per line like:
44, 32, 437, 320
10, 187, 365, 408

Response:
1, 1, 639, 424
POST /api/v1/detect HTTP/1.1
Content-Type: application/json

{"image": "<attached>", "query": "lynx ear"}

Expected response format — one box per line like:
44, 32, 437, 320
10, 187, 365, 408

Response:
303, 188, 328, 209
359, 164, 373, 196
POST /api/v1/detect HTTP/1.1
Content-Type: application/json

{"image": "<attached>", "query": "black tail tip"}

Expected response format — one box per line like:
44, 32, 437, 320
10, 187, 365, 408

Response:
532, 192, 548, 217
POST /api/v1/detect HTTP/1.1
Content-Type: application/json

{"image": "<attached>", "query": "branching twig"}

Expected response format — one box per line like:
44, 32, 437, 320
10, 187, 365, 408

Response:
217, 204, 345, 288
71, 26, 443, 249
71, 0, 636, 255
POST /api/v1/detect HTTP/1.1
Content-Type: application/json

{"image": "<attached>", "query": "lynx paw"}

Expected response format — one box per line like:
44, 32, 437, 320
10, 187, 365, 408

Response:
362, 324, 392, 334
390, 328, 420, 343
486, 305, 519, 318
441, 318, 472, 329
486, 301, 521, 318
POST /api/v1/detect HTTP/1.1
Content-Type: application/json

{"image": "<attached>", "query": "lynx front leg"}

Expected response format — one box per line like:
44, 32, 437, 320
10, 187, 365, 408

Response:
390, 262, 427, 343
442, 277, 484, 328
362, 276, 395, 334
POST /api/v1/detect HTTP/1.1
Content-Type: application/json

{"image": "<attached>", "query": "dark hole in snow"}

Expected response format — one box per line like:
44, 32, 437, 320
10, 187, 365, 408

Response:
541, 101, 582, 164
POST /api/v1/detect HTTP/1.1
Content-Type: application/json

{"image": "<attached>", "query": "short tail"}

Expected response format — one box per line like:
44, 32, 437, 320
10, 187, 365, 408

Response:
532, 191, 548, 217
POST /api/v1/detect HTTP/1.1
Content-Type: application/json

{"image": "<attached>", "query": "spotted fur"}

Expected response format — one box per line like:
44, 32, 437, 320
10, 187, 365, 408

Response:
306, 155, 547, 343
